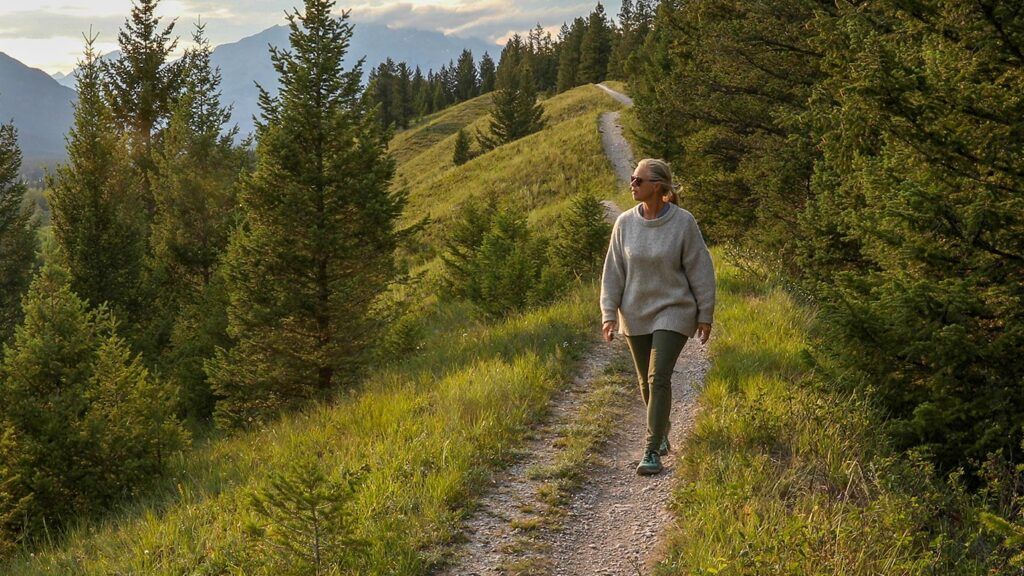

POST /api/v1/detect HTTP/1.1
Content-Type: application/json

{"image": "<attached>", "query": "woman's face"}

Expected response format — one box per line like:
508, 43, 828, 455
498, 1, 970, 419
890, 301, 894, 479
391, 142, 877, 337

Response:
630, 165, 659, 202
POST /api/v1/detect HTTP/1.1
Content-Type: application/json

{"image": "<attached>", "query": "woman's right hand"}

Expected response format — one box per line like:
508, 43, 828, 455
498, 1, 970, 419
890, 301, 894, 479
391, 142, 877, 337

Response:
602, 321, 617, 342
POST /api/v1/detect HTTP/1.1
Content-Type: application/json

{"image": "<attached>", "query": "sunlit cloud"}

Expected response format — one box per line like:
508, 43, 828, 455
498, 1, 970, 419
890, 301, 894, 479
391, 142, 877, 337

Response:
0, 0, 619, 74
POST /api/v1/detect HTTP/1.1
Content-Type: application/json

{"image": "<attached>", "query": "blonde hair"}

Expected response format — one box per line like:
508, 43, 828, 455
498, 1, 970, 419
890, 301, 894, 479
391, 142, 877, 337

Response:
637, 158, 678, 205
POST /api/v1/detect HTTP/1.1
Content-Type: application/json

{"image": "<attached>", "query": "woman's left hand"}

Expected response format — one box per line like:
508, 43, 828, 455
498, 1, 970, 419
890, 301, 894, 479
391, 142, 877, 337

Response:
696, 323, 712, 345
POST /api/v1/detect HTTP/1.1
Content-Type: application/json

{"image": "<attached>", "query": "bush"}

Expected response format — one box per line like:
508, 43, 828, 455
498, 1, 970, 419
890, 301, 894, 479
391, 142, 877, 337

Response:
548, 186, 611, 281
440, 201, 554, 318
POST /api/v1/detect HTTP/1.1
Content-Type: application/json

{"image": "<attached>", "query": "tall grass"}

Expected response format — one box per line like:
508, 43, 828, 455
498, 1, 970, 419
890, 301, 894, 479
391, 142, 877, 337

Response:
2, 287, 604, 574
654, 252, 997, 575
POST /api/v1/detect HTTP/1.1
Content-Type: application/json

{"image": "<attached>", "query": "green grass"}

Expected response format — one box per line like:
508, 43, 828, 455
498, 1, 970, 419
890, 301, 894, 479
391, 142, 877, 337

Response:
1, 82, 627, 576
653, 251, 993, 575
392, 85, 624, 262
388, 93, 494, 167
2, 287, 602, 575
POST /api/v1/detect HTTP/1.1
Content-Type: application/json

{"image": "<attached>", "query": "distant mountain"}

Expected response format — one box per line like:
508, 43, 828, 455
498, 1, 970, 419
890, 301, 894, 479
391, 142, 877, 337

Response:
0, 52, 77, 171
4, 22, 497, 171
214, 23, 497, 138
51, 51, 122, 90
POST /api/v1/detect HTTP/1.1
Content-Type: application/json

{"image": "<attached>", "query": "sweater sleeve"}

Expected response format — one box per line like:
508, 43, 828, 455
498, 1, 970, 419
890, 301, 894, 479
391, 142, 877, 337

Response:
600, 219, 625, 324
681, 212, 716, 324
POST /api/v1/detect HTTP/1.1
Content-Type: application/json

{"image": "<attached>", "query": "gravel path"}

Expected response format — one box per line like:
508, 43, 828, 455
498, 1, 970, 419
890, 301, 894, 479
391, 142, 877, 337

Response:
437, 83, 711, 576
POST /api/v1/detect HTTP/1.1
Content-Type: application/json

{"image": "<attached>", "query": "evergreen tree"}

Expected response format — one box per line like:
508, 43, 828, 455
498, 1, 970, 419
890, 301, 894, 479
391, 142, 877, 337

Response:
550, 187, 611, 280
102, 0, 182, 212
477, 35, 544, 150
478, 52, 496, 94
800, 0, 1024, 476
244, 457, 365, 573
630, 0, 824, 260
148, 21, 245, 416
411, 66, 429, 116
47, 36, 147, 329
440, 199, 493, 303
527, 24, 558, 93
556, 18, 586, 92
395, 61, 414, 128
608, 0, 655, 81
452, 128, 473, 166
440, 202, 549, 317
0, 122, 38, 346
431, 77, 447, 111
365, 59, 396, 128
455, 49, 478, 101
578, 3, 613, 84
0, 262, 187, 545
207, 0, 411, 428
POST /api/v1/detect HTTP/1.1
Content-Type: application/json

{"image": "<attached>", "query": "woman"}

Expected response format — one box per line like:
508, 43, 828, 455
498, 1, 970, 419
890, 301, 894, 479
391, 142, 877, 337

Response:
600, 158, 716, 476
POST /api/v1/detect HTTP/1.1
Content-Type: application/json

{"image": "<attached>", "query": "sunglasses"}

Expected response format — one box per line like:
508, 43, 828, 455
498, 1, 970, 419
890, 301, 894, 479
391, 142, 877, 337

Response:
630, 175, 660, 185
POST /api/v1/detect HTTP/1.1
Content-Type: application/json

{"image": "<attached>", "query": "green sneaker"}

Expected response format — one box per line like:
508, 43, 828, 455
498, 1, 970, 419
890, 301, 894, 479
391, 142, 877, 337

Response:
636, 450, 663, 475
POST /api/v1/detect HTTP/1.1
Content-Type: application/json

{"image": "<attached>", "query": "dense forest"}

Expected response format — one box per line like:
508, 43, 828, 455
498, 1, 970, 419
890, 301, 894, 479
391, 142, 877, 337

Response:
3, 0, 1023, 570
628, 0, 1024, 566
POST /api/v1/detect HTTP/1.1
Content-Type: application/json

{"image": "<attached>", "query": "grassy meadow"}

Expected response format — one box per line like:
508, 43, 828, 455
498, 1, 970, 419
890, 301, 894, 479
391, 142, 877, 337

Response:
1, 83, 626, 575
390, 85, 626, 263
654, 256, 994, 575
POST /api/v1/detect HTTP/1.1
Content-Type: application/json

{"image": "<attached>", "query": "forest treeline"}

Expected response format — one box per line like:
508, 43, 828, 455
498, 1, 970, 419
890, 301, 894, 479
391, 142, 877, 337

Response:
0, 0, 647, 557
627, 0, 1024, 562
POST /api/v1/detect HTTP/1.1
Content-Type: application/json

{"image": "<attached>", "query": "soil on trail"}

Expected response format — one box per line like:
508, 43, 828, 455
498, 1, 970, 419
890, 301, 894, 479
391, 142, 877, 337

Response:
437, 84, 711, 576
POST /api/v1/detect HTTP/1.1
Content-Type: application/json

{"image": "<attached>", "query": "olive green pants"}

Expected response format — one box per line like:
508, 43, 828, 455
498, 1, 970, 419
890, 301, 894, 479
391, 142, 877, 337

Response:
624, 330, 687, 453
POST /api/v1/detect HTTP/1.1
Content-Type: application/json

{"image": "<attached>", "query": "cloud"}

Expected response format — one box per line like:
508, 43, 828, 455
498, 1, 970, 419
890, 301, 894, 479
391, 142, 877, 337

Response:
0, 1, 619, 73
344, 1, 601, 43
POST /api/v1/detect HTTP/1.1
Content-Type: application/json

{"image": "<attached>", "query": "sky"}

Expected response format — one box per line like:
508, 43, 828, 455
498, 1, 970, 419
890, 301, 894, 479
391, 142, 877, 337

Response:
0, 0, 620, 75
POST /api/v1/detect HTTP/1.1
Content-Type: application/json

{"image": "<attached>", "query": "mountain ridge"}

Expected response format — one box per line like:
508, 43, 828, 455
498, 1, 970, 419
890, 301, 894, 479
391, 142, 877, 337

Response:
3, 21, 497, 172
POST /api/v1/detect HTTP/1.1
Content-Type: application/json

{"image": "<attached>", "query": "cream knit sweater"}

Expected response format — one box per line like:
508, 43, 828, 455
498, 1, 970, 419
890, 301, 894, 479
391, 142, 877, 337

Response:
600, 203, 716, 337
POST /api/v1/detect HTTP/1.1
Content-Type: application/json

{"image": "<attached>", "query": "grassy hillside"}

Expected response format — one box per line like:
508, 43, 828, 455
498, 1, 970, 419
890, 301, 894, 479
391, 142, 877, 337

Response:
387, 93, 494, 167
391, 85, 625, 262
1, 84, 625, 575
653, 257, 997, 574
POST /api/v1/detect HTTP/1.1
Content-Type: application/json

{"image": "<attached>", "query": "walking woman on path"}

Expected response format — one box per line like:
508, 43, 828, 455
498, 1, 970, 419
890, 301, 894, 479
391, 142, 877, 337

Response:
600, 158, 716, 476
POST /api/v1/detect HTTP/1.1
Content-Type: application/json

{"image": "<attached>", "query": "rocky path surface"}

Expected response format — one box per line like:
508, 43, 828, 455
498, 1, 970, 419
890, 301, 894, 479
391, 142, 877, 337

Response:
438, 83, 711, 576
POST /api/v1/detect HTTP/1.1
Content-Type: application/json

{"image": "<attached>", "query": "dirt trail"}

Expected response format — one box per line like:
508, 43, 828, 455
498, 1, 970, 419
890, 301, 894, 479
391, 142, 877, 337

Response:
437, 83, 711, 576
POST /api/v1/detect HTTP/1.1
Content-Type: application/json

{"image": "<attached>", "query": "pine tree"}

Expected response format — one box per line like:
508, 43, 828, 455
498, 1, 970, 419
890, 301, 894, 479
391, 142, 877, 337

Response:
527, 24, 558, 93
0, 262, 187, 543
0, 122, 38, 346
102, 0, 181, 213
478, 52, 496, 94
578, 3, 612, 84
366, 59, 396, 128
47, 35, 147, 329
440, 198, 493, 303
608, 0, 654, 81
411, 66, 428, 116
393, 61, 414, 129
148, 21, 245, 417
556, 18, 586, 92
452, 128, 473, 166
244, 457, 365, 573
473, 209, 547, 317
550, 187, 611, 280
455, 49, 478, 101
207, 0, 411, 428
799, 0, 1024, 476
477, 35, 545, 150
